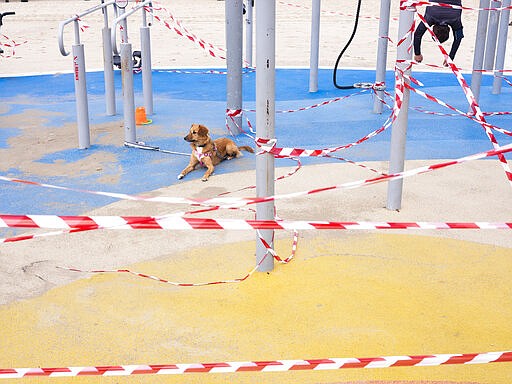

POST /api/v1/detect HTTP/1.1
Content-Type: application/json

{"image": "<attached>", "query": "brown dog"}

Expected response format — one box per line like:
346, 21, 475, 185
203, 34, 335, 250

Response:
178, 123, 254, 182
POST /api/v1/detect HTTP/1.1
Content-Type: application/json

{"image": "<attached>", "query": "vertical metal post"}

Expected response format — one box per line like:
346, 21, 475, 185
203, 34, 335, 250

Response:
102, 4, 116, 116
119, 8, 129, 43
492, 0, 511, 94
255, 0, 275, 272
373, 0, 391, 114
72, 21, 90, 149
309, 0, 321, 93
121, 42, 136, 143
245, 0, 254, 67
484, 0, 500, 70
470, 0, 490, 103
116, 8, 136, 143
226, 0, 243, 134
386, 7, 414, 211
141, 4, 153, 115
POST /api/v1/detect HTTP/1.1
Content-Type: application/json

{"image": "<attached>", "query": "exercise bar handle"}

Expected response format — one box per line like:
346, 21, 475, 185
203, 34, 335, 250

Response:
111, 0, 152, 55
58, 0, 116, 56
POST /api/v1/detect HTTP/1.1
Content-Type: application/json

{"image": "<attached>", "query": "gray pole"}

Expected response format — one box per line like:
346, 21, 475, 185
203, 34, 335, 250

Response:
484, 0, 501, 70
102, 5, 116, 116
141, 5, 153, 115
373, 0, 391, 114
386, 6, 414, 211
116, 8, 136, 143
72, 21, 90, 149
309, 0, 321, 93
255, 0, 275, 272
492, 0, 511, 94
226, 0, 243, 134
245, 0, 254, 67
470, 0, 490, 103
121, 42, 136, 143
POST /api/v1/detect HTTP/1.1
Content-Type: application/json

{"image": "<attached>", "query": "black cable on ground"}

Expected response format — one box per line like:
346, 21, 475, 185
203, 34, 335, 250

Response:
333, 0, 363, 89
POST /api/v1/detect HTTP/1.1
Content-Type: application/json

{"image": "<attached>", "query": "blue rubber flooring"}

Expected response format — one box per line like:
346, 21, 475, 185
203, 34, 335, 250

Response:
1, 68, 511, 221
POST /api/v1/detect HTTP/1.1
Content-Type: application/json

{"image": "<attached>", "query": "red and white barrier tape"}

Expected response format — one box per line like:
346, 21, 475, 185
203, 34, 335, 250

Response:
240, 90, 369, 115
1, 143, 512, 210
58, 228, 295, 286
401, 0, 512, 12
0, 34, 26, 58
149, 2, 226, 61
403, 80, 512, 137
400, 59, 512, 74
1, 350, 510, 378
414, 12, 512, 186
278, 0, 399, 21
412, 106, 512, 122
158, 68, 254, 75
3, 214, 511, 232
254, 116, 393, 158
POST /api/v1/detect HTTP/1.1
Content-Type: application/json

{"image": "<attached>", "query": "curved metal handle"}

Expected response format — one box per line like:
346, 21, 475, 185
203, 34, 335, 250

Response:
111, 0, 152, 55
58, 0, 116, 57
58, 21, 71, 56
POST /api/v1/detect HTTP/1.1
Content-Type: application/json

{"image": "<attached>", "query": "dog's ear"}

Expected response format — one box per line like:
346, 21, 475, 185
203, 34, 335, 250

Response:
197, 124, 209, 137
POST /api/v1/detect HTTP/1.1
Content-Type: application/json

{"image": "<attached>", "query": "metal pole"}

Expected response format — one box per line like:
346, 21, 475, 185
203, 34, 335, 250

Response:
492, 0, 511, 94
121, 42, 136, 143
72, 21, 90, 149
226, 0, 243, 134
245, 0, 254, 67
484, 0, 500, 70
255, 0, 275, 272
102, 4, 116, 116
120, 8, 129, 44
309, 0, 321, 93
141, 5, 153, 115
373, 0, 391, 114
470, 0, 490, 103
386, 6, 414, 211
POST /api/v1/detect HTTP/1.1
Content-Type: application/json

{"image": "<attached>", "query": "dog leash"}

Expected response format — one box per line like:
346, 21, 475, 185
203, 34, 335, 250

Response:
124, 141, 190, 157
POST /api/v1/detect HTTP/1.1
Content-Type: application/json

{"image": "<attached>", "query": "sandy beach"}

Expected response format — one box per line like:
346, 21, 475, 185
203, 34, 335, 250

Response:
2, 0, 506, 74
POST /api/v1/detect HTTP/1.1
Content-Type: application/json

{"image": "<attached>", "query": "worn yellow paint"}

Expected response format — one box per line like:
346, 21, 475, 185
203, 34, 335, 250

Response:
1, 233, 511, 383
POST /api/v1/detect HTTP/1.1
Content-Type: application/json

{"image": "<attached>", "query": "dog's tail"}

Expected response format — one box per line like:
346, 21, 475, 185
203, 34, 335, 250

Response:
238, 145, 254, 154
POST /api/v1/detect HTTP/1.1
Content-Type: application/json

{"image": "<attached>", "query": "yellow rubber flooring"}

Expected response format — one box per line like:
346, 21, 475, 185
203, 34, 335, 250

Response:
1, 233, 511, 383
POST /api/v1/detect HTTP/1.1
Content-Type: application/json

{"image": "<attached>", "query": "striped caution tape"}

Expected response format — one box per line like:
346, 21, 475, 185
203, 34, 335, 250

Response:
415, 12, 512, 186
254, 116, 394, 158
148, 1, 226, 61
58, 229, 295, 286
0, 33, 27, 58
401, 0, 512, 12
278, 0, 400, 21
0, 351, 510, 378
1, 143, 512, 210
2, 215, 511, 232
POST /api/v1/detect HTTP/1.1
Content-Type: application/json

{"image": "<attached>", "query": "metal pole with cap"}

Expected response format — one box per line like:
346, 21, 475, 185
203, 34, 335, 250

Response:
255, 0, 276, 272
492, 0, 511, 94
470, 0, 491, 103
309, 0, 321, 93
226, 0, 244, 134
386, 5, 414, 211
373, 0, 391, 114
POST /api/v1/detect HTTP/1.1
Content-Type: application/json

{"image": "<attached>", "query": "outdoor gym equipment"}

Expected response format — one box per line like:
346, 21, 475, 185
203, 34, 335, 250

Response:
58, 0, 118, 149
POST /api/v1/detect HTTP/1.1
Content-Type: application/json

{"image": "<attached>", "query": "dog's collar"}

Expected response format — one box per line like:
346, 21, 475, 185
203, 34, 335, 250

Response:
194, 143, 218, 166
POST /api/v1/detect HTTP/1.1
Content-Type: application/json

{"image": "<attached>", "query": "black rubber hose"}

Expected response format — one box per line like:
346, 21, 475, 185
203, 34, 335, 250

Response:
0, 12, 16, 28
333, 0, 363, 89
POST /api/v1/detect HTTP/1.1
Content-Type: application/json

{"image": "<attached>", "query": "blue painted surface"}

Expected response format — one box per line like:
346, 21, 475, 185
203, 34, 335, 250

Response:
0, 68, 511, 222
